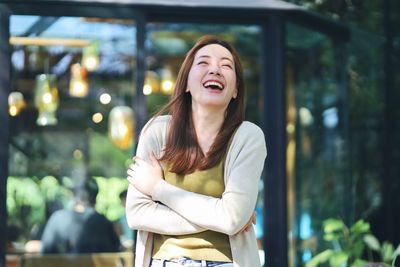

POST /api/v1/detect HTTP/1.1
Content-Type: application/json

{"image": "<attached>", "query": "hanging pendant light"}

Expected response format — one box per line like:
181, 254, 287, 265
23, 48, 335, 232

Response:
82, 42, 100, 72
143, 71, 160, 95
69, 63, 89, 97
160, 67, 175, 95
108, 106, 135, 149
8, 91, 26, 117
34, 74, 59, 126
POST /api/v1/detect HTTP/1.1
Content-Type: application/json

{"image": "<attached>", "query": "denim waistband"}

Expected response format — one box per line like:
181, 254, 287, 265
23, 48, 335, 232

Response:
150, 258, 234, 267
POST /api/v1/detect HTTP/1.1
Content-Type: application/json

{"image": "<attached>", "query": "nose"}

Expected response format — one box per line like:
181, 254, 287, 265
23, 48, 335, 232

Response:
208, 63, 221, 76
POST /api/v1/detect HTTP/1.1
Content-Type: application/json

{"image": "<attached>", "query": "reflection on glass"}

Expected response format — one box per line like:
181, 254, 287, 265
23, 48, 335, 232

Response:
145, 23, 262, 122
34, 74, 59, 126
286, 23, 348, 267
9, 15, 137, 251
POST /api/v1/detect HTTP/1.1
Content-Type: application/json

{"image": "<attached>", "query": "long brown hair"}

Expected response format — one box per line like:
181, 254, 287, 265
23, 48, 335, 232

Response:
155, 35, 245, 174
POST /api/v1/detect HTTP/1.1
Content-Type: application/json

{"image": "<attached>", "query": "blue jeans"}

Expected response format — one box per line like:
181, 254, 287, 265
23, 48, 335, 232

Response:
150, 258, 234, 267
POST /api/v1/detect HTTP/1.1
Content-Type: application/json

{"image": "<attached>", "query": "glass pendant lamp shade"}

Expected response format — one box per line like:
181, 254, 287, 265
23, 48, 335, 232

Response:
69, 63, 89, 97
160, 68, 175, 95
82, 42, 100, 72
8, 91, 26, 117
108, 106, 135, 149
34, 74, 59, 126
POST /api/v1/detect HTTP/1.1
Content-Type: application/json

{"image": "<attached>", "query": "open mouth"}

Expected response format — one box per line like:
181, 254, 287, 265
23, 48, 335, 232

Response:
203, 80, 224, 91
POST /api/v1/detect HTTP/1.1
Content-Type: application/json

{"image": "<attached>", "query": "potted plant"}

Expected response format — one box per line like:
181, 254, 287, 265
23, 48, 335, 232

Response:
306, 219, 400, 267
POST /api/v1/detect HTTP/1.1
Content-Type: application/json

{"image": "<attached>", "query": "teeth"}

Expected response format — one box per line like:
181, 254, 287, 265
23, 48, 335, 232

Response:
203, 81, 224, 89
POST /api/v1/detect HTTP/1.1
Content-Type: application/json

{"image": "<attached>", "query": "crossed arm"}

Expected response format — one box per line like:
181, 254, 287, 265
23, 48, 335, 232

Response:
125, 121, 265, 236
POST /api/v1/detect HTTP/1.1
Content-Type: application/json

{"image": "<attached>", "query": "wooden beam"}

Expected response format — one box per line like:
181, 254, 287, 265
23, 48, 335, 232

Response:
9, 37, 91, 47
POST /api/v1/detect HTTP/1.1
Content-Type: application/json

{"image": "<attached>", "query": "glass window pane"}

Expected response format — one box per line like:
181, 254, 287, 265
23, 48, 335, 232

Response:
8, 15, 136, 255
145, 23, 263, 123
286, 23, 350, 267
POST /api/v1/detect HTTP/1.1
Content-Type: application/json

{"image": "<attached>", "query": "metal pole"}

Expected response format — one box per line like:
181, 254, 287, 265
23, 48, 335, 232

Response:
382, 0, 394, 241
134, 12, 147, 134
261, 13, 288, 267
131, 11, 147, 264
0, 6, 10, 267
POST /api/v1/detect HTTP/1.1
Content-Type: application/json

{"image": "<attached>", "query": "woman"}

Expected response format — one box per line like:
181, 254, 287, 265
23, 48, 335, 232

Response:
126, 35, 267, 267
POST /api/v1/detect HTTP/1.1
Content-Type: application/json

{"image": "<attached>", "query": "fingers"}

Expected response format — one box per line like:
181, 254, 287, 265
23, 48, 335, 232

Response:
237, 212, 257, 235
127, 161, 137, 183
127, 168, 135, 177
128, 162, 139, 172
252, 212, 256, 225
127, 175, 135, 185
127, 171, 135, 187
132, 156, 144, 166
132, 154, 158, 167
238, 223, 252, 234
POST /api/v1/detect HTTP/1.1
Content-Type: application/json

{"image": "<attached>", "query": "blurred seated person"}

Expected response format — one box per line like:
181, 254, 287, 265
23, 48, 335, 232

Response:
41, 178, 120, 254
114, 190, 136, 250
25, 200, 65, 253
6, 224, 22, 253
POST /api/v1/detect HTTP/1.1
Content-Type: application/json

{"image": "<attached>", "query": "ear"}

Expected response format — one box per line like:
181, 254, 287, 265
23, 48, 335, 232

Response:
185, 87, 190, 92
233, 89, 238, 99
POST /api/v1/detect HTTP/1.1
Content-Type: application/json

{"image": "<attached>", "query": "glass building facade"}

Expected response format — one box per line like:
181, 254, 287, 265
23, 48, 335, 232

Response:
0, 2, 349, 267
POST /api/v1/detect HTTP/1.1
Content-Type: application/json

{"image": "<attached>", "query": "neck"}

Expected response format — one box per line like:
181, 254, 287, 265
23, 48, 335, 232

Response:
191, 104, 225, 154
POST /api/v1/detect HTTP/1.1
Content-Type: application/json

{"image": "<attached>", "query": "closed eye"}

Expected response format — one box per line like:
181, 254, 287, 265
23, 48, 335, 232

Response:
197, 61, 208, 65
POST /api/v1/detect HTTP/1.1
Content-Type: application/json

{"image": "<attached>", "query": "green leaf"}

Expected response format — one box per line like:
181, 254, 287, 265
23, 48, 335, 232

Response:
381, 242, 394, 263
393, 244, 400, 257
324, 232, 339, 241
351, 259, 369, 267
305, 249, 334, 267
350, 219, 370, 234
324, 219, 345, 233
364, 234, 381, 251
329, 251, 349, 267
392, 244, 400, 267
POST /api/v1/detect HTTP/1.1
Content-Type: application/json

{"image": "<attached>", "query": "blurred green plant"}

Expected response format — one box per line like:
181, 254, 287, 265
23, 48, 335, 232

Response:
306, 219, 400, 267
7, 176, 70, 241
94, 176, 129, 221
364, 234, 400, 267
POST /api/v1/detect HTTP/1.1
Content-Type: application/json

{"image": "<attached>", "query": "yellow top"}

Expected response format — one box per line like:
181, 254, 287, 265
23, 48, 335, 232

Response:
152, 158, 232, 262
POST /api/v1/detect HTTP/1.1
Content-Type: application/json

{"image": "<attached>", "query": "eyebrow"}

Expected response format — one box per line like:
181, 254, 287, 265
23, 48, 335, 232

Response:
196, 55, 234, 63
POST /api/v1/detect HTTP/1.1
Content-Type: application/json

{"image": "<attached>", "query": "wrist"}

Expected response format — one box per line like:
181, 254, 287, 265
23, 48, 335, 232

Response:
151, 179, 165, 198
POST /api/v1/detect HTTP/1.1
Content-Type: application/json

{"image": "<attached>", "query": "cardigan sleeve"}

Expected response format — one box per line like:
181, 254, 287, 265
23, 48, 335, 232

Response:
125, 116, 205, 235
152, 122, 267, 236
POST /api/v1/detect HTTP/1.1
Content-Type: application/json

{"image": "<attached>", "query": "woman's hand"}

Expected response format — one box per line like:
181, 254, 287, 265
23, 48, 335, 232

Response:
236, 211, 256, 235
127, 153, 164, 196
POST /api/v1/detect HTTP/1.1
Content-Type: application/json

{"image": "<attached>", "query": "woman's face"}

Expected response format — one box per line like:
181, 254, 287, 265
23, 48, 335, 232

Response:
186, 44, 237, 110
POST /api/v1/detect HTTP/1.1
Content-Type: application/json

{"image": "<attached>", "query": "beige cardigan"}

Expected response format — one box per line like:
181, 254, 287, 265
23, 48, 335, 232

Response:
126, 115, 267, 267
